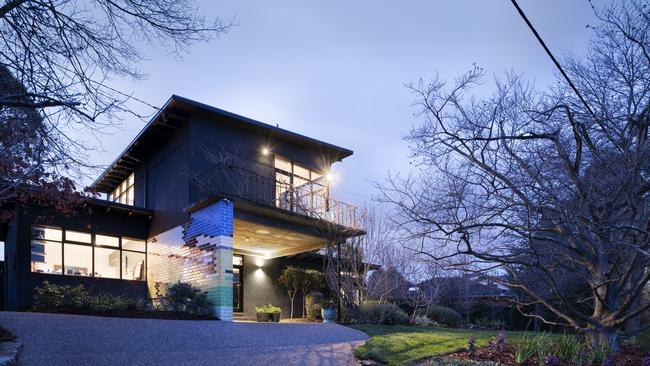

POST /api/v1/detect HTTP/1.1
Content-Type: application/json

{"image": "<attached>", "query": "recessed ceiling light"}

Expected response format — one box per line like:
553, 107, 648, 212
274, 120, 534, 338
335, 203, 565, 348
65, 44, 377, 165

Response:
255, 229, 271, 235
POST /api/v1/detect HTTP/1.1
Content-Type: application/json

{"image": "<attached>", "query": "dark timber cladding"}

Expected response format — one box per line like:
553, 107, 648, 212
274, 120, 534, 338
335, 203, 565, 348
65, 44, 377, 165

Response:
91, 95, 354, 194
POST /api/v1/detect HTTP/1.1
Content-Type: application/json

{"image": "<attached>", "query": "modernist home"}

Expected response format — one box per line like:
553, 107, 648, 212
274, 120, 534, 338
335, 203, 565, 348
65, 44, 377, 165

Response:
0, 95, 362, 320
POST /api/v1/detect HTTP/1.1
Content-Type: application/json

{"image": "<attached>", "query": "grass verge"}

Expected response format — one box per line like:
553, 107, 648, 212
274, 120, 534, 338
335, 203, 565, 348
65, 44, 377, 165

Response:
352, 325, 529, 366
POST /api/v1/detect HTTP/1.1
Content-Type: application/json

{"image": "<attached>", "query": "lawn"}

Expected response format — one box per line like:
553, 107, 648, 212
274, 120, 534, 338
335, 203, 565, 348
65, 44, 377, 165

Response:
352, 325, 531, 366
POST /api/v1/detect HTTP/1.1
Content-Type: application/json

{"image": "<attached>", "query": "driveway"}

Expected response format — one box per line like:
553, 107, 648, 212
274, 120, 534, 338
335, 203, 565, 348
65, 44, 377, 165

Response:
0, 312, 368, 366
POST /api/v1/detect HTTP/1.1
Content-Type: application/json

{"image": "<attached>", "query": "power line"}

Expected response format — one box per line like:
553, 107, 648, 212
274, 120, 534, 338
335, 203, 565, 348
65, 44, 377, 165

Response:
509, 0, 598, 122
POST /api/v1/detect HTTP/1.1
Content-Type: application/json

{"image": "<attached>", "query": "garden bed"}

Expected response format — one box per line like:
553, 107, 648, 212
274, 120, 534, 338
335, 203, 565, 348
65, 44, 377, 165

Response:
0, 327, 15, 343
353, 325, 650, 366
31, 309, 218, 320
445, 343, 648, 366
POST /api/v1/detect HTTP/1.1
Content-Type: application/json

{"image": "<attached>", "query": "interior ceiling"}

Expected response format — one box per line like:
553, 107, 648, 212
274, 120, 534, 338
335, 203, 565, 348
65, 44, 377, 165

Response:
233, 218, 326, 258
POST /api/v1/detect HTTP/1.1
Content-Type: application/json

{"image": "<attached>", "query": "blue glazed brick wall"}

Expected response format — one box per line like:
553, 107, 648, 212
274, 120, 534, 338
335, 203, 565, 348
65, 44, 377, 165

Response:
147, 199, 234, 320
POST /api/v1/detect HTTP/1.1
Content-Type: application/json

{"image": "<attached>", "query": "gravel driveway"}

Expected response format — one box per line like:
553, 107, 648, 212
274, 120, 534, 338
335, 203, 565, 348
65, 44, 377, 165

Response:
0, 312, 368, 366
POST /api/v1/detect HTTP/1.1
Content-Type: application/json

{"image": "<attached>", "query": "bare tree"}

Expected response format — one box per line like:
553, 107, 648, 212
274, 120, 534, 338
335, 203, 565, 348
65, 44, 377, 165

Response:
380, 0, 650, 350
0, 0, 231, 218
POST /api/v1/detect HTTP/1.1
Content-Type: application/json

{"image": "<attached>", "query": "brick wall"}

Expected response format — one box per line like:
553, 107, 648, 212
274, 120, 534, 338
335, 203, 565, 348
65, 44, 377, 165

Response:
147, 199, 234, 320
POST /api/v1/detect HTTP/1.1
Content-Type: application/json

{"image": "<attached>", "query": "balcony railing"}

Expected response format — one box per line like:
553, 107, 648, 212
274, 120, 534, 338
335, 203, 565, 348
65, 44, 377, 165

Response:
189, 163, 360, 229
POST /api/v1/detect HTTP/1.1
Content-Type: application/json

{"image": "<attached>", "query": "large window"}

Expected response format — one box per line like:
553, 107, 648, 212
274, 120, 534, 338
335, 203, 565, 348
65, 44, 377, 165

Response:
108, 173, 134, 205
274, 156, 328, 213
30, 226, 146, 281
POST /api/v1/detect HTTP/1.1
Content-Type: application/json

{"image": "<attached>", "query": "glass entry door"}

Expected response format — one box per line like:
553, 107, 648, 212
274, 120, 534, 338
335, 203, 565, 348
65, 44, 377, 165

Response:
233, 255, 243, 313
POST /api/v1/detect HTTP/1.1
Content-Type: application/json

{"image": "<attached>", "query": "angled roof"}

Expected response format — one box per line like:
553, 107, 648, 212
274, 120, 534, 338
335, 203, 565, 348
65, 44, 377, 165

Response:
91, 95, 354, 193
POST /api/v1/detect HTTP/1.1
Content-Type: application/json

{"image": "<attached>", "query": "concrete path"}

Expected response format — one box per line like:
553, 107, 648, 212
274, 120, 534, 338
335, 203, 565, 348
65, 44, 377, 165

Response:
0, 312, 368, 366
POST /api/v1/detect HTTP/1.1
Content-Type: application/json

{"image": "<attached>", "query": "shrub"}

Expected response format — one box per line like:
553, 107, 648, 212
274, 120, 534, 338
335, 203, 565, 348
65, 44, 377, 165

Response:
33, 281, 90, 312
419, 306, 462, 327
255, 304, 281, 313
306, 303, 321, 322
544, 355, 561, 366
33, 281, 148, 315
356, 302, 409, 325
161, 282, 214, 316
412, 314, 433, 327
467, 336, 477, 356
489, 330, 507, 352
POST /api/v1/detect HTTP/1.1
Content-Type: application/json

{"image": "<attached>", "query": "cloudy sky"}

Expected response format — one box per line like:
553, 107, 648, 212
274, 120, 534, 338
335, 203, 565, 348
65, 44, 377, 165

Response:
93, 0, 603, 207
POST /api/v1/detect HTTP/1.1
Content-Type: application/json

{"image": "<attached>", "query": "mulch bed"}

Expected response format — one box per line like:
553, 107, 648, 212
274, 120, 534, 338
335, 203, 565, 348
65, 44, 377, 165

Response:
32, 309, 219, 320
0, 326, 16, 343
446, 344, 649, 366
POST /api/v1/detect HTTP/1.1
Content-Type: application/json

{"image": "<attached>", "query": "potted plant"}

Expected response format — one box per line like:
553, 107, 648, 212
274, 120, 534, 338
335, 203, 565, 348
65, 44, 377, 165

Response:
255, 304, 281, 322
320, 298, 337, 323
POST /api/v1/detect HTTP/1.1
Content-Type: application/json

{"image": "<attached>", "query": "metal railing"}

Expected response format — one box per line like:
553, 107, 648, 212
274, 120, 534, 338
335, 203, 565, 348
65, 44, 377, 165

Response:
190, 163, 359, 229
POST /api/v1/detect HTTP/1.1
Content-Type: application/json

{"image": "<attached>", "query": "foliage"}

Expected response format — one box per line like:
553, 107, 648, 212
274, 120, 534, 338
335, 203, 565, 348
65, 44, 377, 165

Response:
33, 281, 145, 314
278, 266, 303, 318
159, 282, 214, 316
356, 303, 410, 325
488, 330, 507, 352
543, 355, 561, 366
33, 281, 91, 312
412, 315, 434, 327
0, 0, 230, 221
306, 303, 321, 322
554, 333, 580, 361
353, 325, 532, 366
418, 306, 462, 327
514, 335, 537, 364
319, 298, 337, 309
467, 336, 477, 356
255, 304, 281, 314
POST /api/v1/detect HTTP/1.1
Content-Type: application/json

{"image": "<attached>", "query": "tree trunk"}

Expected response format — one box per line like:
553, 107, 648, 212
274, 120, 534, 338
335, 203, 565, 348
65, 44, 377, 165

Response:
586, 326, 619, 353
289, 294, 295, 319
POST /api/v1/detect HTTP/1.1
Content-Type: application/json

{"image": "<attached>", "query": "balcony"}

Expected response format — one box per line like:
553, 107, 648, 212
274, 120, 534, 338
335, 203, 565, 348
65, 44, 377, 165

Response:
189, 163, 360, 230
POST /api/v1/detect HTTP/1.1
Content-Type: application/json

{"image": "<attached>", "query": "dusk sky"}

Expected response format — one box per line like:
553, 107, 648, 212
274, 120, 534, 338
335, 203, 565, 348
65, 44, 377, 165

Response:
93, 0, 603, 207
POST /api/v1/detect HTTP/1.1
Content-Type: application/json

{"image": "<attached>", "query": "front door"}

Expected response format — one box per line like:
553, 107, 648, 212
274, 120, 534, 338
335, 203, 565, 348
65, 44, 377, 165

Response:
233, 255, 243, 313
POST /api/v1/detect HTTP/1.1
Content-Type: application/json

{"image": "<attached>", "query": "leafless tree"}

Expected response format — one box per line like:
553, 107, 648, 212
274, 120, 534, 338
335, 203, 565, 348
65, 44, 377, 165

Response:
379, 0, 650, 350
0, 0, 231, 218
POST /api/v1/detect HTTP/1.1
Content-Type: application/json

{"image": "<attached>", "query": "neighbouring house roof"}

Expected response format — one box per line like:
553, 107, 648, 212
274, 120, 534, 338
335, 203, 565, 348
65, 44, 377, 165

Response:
91, 95, 354, 193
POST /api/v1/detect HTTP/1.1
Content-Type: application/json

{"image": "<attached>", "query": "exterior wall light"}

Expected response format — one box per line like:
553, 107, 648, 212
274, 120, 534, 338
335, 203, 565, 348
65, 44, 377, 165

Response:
255, 257, 265, 267
261, 147, 270, 156
326, 172, 334, 181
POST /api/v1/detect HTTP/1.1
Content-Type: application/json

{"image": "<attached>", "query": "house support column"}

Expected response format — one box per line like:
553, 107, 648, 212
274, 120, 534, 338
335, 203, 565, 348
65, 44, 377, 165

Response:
183, 199, 234, 321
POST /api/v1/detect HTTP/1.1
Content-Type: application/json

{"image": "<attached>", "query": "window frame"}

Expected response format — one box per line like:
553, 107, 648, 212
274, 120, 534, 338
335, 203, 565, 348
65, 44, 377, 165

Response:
273, 155, 329, 213
30, 226, 147, 282
109, 173, 135, 206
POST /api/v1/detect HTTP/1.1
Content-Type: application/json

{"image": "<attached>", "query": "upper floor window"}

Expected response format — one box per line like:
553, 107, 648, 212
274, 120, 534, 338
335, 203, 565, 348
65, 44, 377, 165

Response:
109, 173, 134, 205
274, 156, 327, 213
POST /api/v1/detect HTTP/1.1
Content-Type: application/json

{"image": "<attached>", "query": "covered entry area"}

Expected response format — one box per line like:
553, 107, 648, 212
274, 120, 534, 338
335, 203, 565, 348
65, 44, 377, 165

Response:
231, 204, 333, 320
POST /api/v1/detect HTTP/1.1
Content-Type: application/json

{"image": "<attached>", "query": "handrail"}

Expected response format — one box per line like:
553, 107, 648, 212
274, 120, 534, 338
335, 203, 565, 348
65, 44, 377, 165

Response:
189, 163, 360, 229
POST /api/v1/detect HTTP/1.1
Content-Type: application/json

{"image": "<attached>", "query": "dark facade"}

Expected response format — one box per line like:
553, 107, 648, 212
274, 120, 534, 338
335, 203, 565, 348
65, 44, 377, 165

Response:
2, 95, 360, 320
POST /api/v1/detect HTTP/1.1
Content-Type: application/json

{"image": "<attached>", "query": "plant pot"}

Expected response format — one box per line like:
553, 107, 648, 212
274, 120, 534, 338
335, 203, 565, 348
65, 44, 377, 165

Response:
270, 312, 280, 322
256, 312, 270, 322
321, 307, 336, 323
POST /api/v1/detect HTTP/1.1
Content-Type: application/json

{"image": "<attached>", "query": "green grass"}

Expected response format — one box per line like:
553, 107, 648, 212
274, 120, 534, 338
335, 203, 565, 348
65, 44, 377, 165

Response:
352, 325, 532, 366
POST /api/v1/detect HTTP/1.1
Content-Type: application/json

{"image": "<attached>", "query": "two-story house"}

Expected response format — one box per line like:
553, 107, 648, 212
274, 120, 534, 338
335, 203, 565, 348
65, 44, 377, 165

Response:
1, 95, 362, 321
